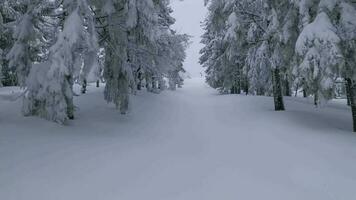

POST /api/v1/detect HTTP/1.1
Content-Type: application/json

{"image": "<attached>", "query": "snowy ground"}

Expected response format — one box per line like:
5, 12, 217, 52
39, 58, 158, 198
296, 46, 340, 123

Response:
1, 78, 356, 200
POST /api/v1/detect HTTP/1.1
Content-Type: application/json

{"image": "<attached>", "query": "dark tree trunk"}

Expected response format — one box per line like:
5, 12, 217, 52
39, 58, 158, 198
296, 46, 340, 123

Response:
346, 79, 352, 106
96, 80, 100, 88
294, 83, 299, 97
66, 76, 74, 120
346, 78, 356, 132
67, 101, 74, 120
231, 86, 238, 94
237, 79, 241, 94
272, 68, 285, 111
285, 79, 291, 96
244, 78, 249, 95
351, 101, 356, 132
81, 79, 87, 94
302, 78, 307, 98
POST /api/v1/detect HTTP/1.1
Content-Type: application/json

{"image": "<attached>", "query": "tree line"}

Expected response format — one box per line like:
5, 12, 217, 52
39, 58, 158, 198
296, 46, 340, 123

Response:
0, 0, 189, 124
200, 0, 356, 131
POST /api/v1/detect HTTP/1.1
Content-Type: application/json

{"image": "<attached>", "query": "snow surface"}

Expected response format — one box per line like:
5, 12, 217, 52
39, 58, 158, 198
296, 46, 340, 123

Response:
1, 78, 356, 200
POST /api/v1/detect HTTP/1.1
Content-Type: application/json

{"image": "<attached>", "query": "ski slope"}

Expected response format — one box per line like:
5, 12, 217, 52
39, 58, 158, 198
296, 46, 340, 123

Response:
1, 78, 356, 200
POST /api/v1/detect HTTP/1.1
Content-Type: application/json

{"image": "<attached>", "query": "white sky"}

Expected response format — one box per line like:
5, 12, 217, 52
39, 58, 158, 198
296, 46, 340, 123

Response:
170, 0, 207, 77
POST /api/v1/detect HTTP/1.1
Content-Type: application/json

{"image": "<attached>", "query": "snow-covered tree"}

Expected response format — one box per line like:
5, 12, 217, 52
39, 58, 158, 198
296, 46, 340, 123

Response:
202, 0, 298, 110
200, 0, 233, 93
23, 0, 99, 123
2, 0, 188, 124
294, 1, 343, 105
5, 0, 41, 87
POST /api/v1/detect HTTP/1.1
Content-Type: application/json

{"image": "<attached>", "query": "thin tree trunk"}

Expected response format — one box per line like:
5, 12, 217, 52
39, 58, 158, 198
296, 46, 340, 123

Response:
66, 76, 74, 120
245, 80, 249, 95
237, 78, 241, 94
231, 85, 238, 94
314, 93, 319, 106
152, 78, 156, 90
272, 68, 285, 111
285, 79, 291, 96
81, 79, 87, 94
346, 78, 351, 106
294, 83, 299, 97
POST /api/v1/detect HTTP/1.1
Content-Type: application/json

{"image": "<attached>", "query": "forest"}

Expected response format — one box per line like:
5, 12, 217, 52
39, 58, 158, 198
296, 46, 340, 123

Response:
0, 0, 189, 124
1, 1, 356, 200
200, 0, 356, 131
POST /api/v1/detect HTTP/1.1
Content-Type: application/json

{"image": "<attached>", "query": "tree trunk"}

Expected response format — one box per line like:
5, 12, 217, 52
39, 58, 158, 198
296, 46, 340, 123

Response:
66, 76, 74, 120
272, 68, 285, 111
237, 80, 241, 94
314, 93, 319, 106
303, 89, 307, 98
346, 78, 356, 132
245, 82, 249, 95
346, 78, 351, 106
231, 85, 238, 94
96, 80, 100, 88
351, 101, 356, 132
294, 83, 299, 97
81, 79, 87, 94
285, 79, 291, 96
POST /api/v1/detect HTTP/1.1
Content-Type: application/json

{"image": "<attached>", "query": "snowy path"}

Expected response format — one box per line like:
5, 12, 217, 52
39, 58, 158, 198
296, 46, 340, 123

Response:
1, 78, 356, 200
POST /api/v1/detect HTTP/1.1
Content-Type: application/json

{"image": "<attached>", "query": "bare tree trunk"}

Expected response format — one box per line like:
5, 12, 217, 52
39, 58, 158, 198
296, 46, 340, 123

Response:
285, 79, 291, 96
81, 79, 87, 94
272, 68, 285, 111
294, 83, 299, 97
152, 77, 156, 90
314, 93, 319, 106
346, 78, 356, 132
346, 78, 351, 106
231, 85, 238, 94
237, 79, 241, 94
66, 76, 74, 120
245, 80, 249, 95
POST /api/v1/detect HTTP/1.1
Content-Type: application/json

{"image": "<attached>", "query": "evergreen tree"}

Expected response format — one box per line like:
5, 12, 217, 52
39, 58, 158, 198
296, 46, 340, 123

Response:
294, 1, 342, 106
23, 0, 99, 123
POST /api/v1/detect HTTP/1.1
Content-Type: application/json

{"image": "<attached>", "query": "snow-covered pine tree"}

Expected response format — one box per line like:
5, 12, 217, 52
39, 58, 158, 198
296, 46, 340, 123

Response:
295, 0, 343, 106
200, 0, 233, 93
0, 1, 18, 86
164, 33, 189, 91
202, 0, 301, 110
224, 4, 248, 94
99, 0, 132, 114
23, 0, 99, 123
6, 0, 42, 87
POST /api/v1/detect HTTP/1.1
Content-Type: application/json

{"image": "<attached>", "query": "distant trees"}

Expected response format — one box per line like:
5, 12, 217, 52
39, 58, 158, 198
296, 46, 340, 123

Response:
201, 0, 356, 131
1, 0, 189, 124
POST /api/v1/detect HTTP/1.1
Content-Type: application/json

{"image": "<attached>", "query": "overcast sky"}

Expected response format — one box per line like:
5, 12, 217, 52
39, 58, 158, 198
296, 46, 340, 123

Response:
170, 0, 207, 77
